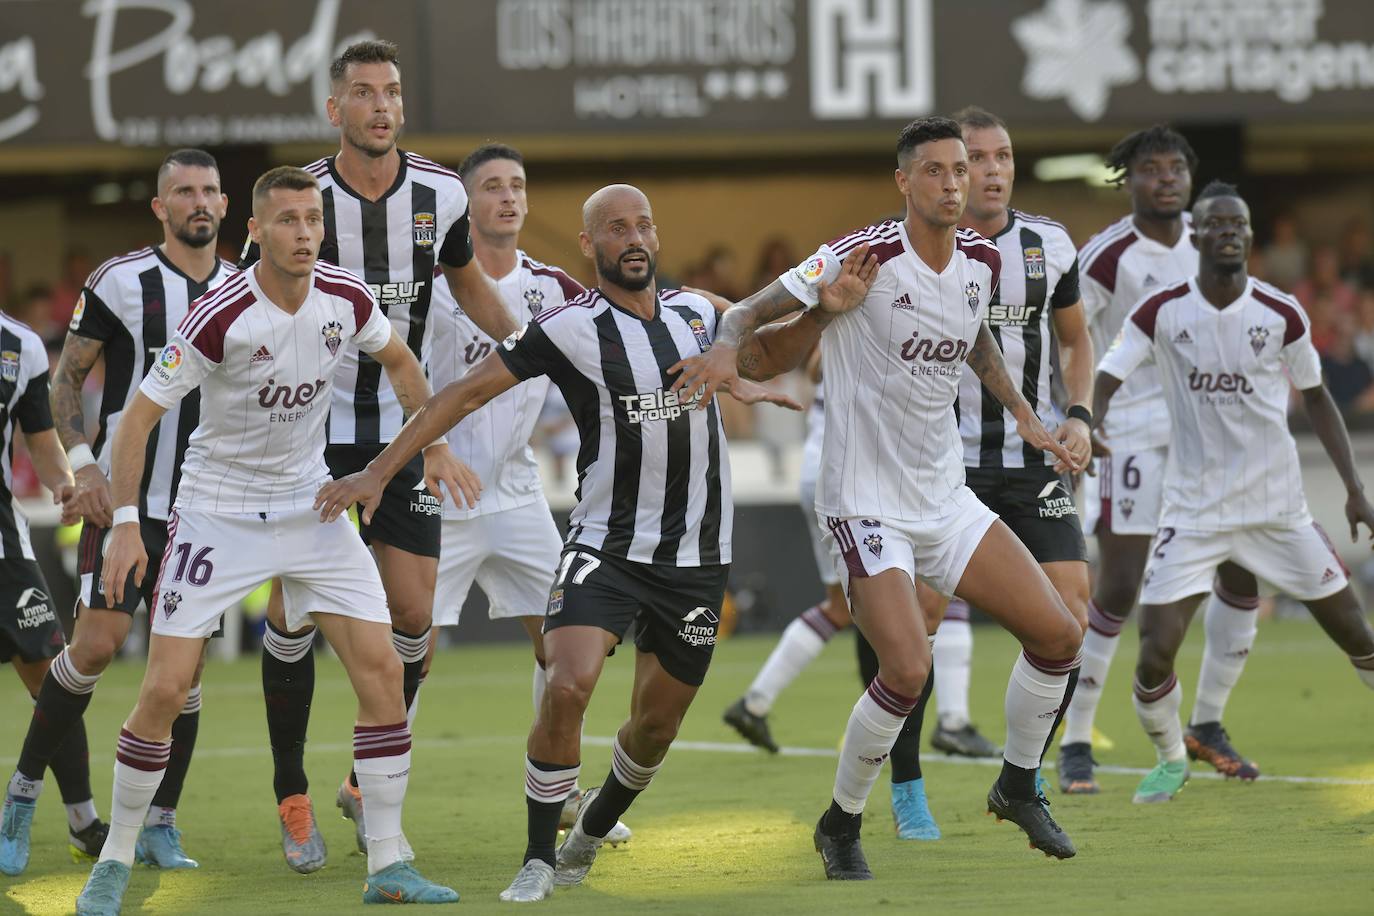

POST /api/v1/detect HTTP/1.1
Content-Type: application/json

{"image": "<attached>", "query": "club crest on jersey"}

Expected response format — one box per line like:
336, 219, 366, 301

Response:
687, 316, 711, 353
523, 287, 546, 316
0, 350, 17, 383
864, 533, 883, 558
1248, 325, 1270, 355
964, 281, 981, 313
161, 590, 182, 619
1023, 247, 1046, 280
151, 343, 182, 383
321, 321, 343, 356
412, 211, 436, 249
1118, 497, 1135, 520
547, 588, 564, 615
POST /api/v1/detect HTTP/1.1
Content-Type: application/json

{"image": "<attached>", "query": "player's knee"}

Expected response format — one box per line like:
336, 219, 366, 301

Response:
140, 673, 192, 721
388, 600, 432, 636
1092, 575, 1140, 619
68, 630, 119, 674
544, 673, 593, 722
630, 709, 683, 752
879, 654, 930, 699
1134, 642, 1174, 686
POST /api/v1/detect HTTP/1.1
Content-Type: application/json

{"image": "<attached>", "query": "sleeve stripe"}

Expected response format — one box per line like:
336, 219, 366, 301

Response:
1079, 219, 1135, 265
1083, 231, 1139, 294
185, 291, 257, 362
179, 272, 252, 339
1128, 282, 1191, 340
832, 223, 901, 258
87, 247, 155, 289
1251, 285, 1308, 346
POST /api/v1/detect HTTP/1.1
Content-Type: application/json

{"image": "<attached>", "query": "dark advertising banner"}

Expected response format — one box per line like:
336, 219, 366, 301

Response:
2, 0, 1372, 147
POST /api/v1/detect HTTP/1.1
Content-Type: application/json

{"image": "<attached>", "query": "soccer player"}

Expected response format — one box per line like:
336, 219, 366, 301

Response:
4, 149, 235, 874
315, 183, 841, 902
75, 167, 464, 914
673, 117, 1086, 879
1063, 126, 1263, 793
425, 142, 628, 843
0, 314, 85, 876
1094, 181, 1374, 804
238, 40, 518, 867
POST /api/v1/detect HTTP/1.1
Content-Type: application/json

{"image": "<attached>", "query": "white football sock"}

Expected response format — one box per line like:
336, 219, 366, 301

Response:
744, 607, 835, 716
1004, 650, 1074, 768
832, 677, 916, 814
353, 722, 412, 874
1134, 674, 1186, 763
101, 729, 170, 865
932, 613, 972, 729
1191, 587, 1258, 725
1062, 599, 1126, 745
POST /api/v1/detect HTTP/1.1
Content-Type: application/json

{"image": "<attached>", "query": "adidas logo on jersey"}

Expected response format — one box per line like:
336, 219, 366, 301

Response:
1173, 329, 1193, 344
250, 345, 273, 363
890, 292, 914, 311
1321, 567, 1339, 584
1143, 273, 1158, 287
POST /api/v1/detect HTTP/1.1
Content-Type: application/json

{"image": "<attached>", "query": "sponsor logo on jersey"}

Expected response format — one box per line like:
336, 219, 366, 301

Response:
899, 331, 969, 376
1188, 367, 1253, 400
964, 280, 981, 313
678, 606, 719, 647
618, 387, 703, 423
321, 321, 343, 356
1037, 479, 1078, 518
890, 292, 913, 311
463, 336, 492, 365
1117, 496, 1135, 519
250, 345, 273, 364
410, 479, 442, 516
686, 316, 711, 353
988, 303, 1039, 326
0, 350, 18, 383
369, 279, 428, 307
1023, 246, 1046, 280
864, 532, 883, 557
1248, 325, 1270, 355
161, 590, 182, 619
413, 211, 436, 249
14, 587, 54, 629
70, 292, 87, 331
150, 343, 183, 383
523, 287, 546, 316
259, 377, 328, 423
796, 255, 827, 285
1173, 328, 1193, 344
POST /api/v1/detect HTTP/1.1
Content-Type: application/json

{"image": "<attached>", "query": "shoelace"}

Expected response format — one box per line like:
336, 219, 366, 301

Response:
280, 800, 315, 845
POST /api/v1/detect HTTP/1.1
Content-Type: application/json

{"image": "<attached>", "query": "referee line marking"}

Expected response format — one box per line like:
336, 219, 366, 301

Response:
3, 735, 1369, 787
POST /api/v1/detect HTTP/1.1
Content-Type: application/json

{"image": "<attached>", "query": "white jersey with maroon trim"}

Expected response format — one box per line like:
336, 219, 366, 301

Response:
781, 221, 1001, 522
1080, 214, 1195, 452
1098, 277, 1321, 531
429, 251, 585, 520
139, 262, 392, 514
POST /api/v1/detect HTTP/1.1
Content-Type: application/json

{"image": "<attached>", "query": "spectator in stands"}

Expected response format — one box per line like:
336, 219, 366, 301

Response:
46, 248, 93, 331
1339, 217, 1374, 291
1295, 246, 1360, 353
1320, 310, 1374, 414
1355, 290, 1374, 369
1261, 213, 1307, 291
751, 236, 797, 291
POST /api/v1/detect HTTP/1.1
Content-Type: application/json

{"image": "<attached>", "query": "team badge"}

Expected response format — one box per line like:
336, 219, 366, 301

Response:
1247, 325, 1270, 355
321, 321, 343, 356
412, 211, 436, 249
864, 533, 883, 558
150, 343, 182, 383
687, 316, 711, 353
547, 588, 564, 615
70, 292, 87, 331
523, 287, 546, 316
964, 281, 981, 313
1118, 497, 1135, 520
0, 350, 17, 383
1023, 247, 1045, 280
161, 590, 182, 619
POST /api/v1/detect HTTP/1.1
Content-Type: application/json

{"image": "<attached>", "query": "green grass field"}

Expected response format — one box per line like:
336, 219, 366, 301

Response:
4, 619, 1374, 915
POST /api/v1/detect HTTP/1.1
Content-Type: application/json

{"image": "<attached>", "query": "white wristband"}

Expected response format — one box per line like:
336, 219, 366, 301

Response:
423, 438, 446, 451
67, 443, 97, 473
112, 506, 140, 527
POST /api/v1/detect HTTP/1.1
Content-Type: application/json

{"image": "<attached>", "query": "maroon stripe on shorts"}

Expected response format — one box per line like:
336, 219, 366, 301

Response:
827, 517, 868, 578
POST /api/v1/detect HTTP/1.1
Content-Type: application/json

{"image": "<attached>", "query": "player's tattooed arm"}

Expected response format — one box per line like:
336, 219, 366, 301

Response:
1300, 383, 1374, 542
968, 323, 1081, 472
50, 334, 104, 450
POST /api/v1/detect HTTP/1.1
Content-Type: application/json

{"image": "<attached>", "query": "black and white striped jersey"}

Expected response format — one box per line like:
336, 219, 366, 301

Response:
497, 288, 733, 567
240, 151, 475, 446
0, 313, 56, 560
67, 246, 237, 520
955, 209, 1080, 469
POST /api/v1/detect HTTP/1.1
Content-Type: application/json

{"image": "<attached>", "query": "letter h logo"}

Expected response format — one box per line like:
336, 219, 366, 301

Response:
808, 0, 934, 119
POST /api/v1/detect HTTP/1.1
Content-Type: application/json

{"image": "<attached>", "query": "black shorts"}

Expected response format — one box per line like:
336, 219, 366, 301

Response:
77, 514, 170, 614
0, 559, 65, 664
326, 443, 441, 558
542, 546, 729, 688
965, 467, 1087, 564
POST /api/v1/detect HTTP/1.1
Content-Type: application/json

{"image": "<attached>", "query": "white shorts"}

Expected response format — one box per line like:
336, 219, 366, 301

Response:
1140, 523, 1351, 605
1082, 446, 1167, 537
799, 470, 840, 587
151, 508, 388, 639
432, 501, 563, 627
821, 486, 998, 597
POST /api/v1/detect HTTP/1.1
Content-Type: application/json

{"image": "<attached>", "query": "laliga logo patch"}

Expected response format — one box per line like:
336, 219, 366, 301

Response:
687, 316, 711, 353
796, 255, 827, 285
502, 325, 527, 350
412, 211, 436, 249
321, 321, 343, 357
523, 287, 546, 316
1248, 325, 1270, 355
151, 343, 182, 383
1023, 247, 1045, 280
964, 281, 981, 313
0, 349, 18, 383
864, 532, 883, 558
70, 292, 87, 331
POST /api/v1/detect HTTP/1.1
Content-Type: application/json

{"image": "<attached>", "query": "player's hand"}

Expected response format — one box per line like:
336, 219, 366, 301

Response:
1346, 488, 1374, 546
422, 441, 482, 510
71, 464, 114, 527
681, 286, 734, 315
314, 470, 384, 525
816, 244, 879, 315
722, 378, 804, 411
100, 523, 146, 608
1085, 428, 1111, 477
1052, 418, 1092, 475
1017, 411, 1081, 474
52, 481, 79, 527
669, 341, 738, 411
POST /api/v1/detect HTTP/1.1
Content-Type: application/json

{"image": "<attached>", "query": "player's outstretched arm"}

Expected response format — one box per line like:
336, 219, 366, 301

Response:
441, 261, 519, 343
370, 330, 483, 510
51, 334, 113, 526
720, 378, 804, 411
102, 393, 167, 605
315, 352, 520, 524
967, 322, 1081, 473
1050, 302, 1095, 468
1090, 370, 1123, 442
1301, 383, 1374, 543
22, 429, 77, 526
